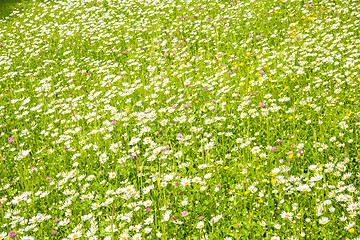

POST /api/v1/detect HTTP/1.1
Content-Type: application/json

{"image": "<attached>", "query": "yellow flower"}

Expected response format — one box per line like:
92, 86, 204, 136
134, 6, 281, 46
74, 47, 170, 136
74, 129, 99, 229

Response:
288, 154, 294, 159
271, 178, 277, 184
349, 228, 355, 233
224, 166, 229, 170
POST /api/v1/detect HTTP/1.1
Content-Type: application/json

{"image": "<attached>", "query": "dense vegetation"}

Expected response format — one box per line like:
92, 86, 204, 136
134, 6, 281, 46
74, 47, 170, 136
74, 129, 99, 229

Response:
1, 0, 360, 239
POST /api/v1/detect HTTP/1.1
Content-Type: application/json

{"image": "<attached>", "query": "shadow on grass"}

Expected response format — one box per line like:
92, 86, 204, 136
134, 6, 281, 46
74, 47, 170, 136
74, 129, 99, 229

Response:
0, 0, 23, 19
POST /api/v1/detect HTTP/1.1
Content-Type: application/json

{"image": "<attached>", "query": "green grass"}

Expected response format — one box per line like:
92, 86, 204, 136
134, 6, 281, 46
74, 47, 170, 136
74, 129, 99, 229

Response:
0, 0, 23, 19
0, 0, 360, 239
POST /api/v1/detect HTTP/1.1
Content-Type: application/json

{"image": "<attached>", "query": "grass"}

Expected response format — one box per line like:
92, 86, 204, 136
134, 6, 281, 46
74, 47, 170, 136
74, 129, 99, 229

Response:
0, 0, 360, 239
0, 0, 23, 19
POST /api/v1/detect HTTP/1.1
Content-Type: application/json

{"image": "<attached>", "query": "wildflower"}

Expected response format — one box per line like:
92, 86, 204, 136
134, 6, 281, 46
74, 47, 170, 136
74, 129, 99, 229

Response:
182, 211, 189, 217
108, 172, 116, 179
251, 146, 261, 154
8, 231, 16, 238
144, 215, 154, 225
99, 153, 108, 164
204, 142, 214, 150
58, 218, 70, 226
334, 89, 341, 94
133, 224, 142, 232
174, 151, 183, 158
143, 200, 152, 207
8, 136, 14, 144
210, 215, 222, 224
181, 178, 191, 187
281, 212, 293, 220
319, 217, 329, 224
196, 221, 205, 229
204, 173, 212, 179
105, 225, 118, 233
271, 237, 280, 240
181, 198, 188, 206
132, 233, 142, 240
68, 231, 82, 239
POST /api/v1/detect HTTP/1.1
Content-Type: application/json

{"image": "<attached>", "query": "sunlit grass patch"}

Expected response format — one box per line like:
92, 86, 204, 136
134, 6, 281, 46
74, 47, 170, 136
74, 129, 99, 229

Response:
0, 0, 360, 239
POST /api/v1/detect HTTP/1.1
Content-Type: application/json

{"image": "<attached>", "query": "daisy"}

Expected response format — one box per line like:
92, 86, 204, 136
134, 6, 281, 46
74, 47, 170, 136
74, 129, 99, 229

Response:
58, 218, 70, 226
196, 221, 205, 229
174, 151, 183, 158
181, 178, 191, 187
143, 200, 152, 207
251, 146, 261, 154
108, 172, 116, 179
132, 233, 142, 240
319, 217, 329, 224
204, 142, 214, 150
144, 215, 154, 225
105, 225, 118, 232
281, 212, 293, 220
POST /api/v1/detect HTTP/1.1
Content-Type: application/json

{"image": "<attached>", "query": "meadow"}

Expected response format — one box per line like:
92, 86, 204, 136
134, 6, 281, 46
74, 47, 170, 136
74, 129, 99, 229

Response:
0, 0, 360, 239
